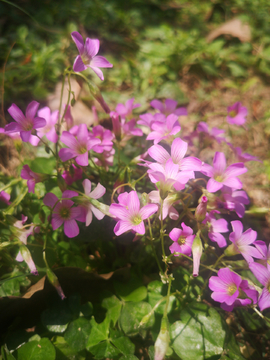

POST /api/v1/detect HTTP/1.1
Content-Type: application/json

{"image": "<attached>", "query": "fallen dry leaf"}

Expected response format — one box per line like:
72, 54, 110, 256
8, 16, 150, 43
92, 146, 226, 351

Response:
207, 18, 251, 43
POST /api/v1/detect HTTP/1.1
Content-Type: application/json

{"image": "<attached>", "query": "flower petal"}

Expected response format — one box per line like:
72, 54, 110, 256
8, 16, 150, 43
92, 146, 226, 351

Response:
26, 101, 39, 120
71, 31, 85, 54
43, 192, 58, 208
89, 66, 104, 81
91, 55, 113, 68
8, 104, 25, 124
64, 219, 79, 238
139, 204, 158, 220
73, 55, 88, 72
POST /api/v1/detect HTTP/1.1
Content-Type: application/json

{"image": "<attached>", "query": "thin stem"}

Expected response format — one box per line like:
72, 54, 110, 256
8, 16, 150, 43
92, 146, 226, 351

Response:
147, 218, 163, 274
164, 275, 172, 317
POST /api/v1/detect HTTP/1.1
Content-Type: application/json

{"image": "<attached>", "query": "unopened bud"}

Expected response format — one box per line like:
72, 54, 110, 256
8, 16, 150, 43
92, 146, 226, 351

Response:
192, 231, 203, 277
154, 316, 170, 360
18, 245, 38, 276
195, 195, 208, 222
111, 113, 121, 141
57, 174, 67, 192
46, 268, 66, 300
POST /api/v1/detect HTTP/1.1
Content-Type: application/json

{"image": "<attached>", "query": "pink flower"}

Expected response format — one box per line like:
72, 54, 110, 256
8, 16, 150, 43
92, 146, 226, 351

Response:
109, 191, 158, 236
137, 113, 165, 128
21, 165, 49, 193
201, 152, 247, 193
43, 190, 84, 238
148, 138, 202, 180
13, 215, 38, 275
71, 31, 113, 80
228, 220, 263, 263
88, 125, 114, 153
169, 223, 195, 256
146, 114, 181, 144
209, 268, 257, 311
151, 98, 187, 116
5, 101, 46, 144
249, 262, 270, 311
221, 187, 249, 218
227, 102, 247, 125
36, 106, 58, 143
203, 210, 229, 248
81, 179, 106, 226
197, 122, 226, 144
59, 123, 100, 166
232, 146, 261, 163
115, 98, 141, 119
0, 190, 10, 205
254, 241, 270, 271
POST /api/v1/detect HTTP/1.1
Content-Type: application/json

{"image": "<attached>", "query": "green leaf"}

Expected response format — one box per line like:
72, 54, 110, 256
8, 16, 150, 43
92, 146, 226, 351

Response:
86, 317, 110, 348
14, 338, 56, 360
53, 336, 82, 360
114, 276, 147, 302
119, 301, 154, 336
171, 303, 226, 360
110, 331, 135, 355
88, 340, 120, 359
102, 294, 122, 325
41, 300, 74, 333
1, 345, 16, 360
64, 317, 92, 351
30, 157, 56, 174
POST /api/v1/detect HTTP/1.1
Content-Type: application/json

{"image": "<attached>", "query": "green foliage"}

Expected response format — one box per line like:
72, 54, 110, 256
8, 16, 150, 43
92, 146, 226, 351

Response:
2, 0, 270, 109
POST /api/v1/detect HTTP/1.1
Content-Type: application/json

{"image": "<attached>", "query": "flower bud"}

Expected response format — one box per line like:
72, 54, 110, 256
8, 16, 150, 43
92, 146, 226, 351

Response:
154, 316, 170, 360
18, 245, 38, 276
57, 174, 67, 192
111, 113, 121, 141
46, 268, 66, 300
192, 231, 203, 277
195, 195, 208, 222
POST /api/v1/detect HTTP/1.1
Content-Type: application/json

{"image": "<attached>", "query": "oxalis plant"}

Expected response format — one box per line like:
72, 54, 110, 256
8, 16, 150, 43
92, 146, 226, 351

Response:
0, 31, 269, 360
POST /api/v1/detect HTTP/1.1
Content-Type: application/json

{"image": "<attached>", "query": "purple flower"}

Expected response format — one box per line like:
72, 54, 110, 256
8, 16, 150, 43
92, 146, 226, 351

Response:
71, 31, 113, 80
197, 122, 226, 144
59, 123, 100, 166
201, 151, 247, 193
148, 190, 180, 220
146, 114, 181, 144
43, 190, 84, 238
227, 102, 247, 125
254, 241, 270, 271
81, 179, 106, 226
5, 101, 46, 143
137, 113, 165, 128
222, 187, 249, 218
203, 210, 229, 248
148, 138, 202, 178
232, 146, 261, 163
21, 165, 49, 193
209, 268, 257, 311
13, 215, 38, 275
88, 125, 114, 153
227, 220, 263, 263
36, 106, 58, 143
115, 98, 141, 119
249, 262, 270, 311
151, 98, 187, 116
109, 191, 158, 236
0, 190, 10, 205
169, 223, 195, 256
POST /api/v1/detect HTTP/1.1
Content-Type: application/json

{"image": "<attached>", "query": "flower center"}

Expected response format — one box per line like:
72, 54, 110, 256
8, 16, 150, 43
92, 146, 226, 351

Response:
23, 118, 33, 131
60, 207, 70, 219
227, 284, 237, 296
81, 51, 91, 65
77, 144, 87, 154
229, 110, 237, 118
177, 236, 186, 245
214, 174, 224, 183
132, 215, 142, 226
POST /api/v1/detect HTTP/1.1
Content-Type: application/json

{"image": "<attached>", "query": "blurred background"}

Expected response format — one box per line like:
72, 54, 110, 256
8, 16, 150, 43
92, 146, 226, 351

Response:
0, 0, 270, 224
